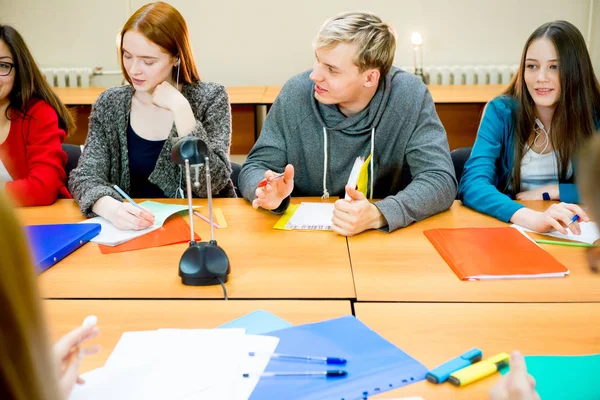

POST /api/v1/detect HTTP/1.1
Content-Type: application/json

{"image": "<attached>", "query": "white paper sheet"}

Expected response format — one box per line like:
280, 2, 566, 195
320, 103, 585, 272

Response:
71, 328, 278, 400
512, 221, 599, 244
285, 202, 335, 230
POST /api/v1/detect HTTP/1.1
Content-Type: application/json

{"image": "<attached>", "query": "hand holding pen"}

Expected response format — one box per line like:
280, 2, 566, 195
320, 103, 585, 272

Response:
98, 185, 155, 230
252, 164, 295, 211
513, 203, 589, 235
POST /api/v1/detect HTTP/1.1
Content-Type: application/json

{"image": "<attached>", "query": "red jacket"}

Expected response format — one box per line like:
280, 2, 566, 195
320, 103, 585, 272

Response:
0, 99, 70, 206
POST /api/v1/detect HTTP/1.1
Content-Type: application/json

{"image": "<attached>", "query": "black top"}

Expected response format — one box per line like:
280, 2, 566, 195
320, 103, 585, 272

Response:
127, 123, 167, 198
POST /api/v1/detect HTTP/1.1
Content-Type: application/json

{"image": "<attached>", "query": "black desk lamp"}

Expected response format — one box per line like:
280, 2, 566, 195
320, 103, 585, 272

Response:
171, 137, 230, 288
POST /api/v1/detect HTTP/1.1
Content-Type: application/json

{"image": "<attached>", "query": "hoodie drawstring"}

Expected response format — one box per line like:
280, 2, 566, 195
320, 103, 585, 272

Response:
321, 126, 375, 200
369, 127, 374, 200
322, 127, 329, 199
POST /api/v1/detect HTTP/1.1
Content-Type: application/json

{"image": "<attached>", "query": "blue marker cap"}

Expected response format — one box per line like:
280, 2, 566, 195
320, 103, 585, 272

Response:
425, 348, 483, 384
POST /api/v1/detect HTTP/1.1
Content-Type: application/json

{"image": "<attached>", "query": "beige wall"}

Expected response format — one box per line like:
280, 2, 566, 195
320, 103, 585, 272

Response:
0, 0, 598, 86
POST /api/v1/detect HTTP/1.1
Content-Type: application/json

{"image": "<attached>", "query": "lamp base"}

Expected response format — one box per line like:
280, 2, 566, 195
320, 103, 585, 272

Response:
178, 240, 230, 286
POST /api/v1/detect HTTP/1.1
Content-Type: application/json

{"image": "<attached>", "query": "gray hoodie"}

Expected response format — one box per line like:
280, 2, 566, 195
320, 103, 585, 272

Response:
239, 67, 457, 232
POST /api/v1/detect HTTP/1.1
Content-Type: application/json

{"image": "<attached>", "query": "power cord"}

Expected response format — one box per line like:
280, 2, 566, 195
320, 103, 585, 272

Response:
217, 277, 228, 300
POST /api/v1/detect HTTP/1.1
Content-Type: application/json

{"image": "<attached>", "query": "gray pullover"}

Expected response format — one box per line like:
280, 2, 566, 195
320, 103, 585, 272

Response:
239, 67, 457, 232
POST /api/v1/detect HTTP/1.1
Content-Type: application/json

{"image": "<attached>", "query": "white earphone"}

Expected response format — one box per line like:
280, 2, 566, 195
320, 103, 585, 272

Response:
533, 118, 550, 154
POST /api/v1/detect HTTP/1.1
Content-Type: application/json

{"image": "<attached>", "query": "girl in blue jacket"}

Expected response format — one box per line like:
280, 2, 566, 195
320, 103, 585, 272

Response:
459, 20, 600, 234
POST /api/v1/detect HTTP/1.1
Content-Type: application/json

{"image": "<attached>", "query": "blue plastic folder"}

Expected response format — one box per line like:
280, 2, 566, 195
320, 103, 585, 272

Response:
25, 223, 101, 273
501, 354, 600, 400
218, 310, 293, 334
250, 315, 428, 400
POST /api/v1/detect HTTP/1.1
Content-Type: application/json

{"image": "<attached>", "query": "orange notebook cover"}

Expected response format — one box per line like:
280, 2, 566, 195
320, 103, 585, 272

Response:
423, 227, 569, 280
98, 215, 200, 254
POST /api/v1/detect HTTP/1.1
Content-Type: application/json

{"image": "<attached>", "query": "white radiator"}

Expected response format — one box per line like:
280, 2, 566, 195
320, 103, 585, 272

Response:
401, 65, 519, 85
41, 67, 94, 88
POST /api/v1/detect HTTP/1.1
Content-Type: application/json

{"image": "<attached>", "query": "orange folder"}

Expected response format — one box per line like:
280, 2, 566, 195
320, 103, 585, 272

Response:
424, 227, 569, 280
98, 215, 200, 254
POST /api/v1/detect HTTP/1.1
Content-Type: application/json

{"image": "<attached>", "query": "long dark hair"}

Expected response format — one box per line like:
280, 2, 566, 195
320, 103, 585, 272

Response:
504, 20, 600, 194
0, 25, 75, 134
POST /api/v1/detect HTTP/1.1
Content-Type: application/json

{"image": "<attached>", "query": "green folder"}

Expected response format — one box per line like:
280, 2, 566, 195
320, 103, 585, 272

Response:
501, 354, 600, 400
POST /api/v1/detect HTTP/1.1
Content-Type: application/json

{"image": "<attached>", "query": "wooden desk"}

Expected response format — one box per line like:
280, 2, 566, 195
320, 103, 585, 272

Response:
44, 299, 351, 373
53, 86, 267, 106
355, 302, 600, 399
265, 84, 506, 150
349, 201, 599, 302
53, 87, 268, 154
263, 84, 506, 105
54, 84, 506, 152
19, 198, 354, 299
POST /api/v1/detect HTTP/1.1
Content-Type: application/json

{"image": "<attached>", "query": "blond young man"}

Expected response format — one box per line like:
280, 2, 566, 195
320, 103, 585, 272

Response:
239, 11, 457, 236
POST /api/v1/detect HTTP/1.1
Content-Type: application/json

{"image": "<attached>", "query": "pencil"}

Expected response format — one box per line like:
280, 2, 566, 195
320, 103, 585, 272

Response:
113, 185, 141, 210
535, 239, 595, 248
193, 211, 220, 229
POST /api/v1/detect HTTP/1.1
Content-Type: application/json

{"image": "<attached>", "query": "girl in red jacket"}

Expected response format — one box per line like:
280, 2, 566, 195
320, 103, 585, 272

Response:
0, 25, 74, 206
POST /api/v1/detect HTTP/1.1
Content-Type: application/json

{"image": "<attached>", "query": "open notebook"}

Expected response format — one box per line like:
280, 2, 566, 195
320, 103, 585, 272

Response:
424, 227, 569, 280
80, 201, 198, 246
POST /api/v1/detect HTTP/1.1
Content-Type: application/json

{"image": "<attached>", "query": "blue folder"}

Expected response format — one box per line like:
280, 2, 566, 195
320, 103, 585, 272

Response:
25, 223, 101, 273
250, 315, 428, 400
218, 310, 293, 334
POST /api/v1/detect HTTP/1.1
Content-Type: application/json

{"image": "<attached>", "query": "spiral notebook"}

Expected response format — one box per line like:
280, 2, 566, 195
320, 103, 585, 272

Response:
424, 227, 569, 280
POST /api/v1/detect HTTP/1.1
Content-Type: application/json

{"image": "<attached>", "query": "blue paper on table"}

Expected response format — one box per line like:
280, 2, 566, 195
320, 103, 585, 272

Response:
25, 223, 101, 274
218, 310, 293, 334
250, 315, 428, 400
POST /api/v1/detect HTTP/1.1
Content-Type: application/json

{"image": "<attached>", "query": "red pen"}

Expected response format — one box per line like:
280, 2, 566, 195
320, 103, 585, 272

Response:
257, 173, 284, 188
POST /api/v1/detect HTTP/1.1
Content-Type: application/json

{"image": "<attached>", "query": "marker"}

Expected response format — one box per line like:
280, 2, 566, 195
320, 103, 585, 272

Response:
449, 352, 510, 386
425, 348, 483, 384
257, 173, 284, 188
242, 370, 347, 378
113, 185, 141, 210
248, 352, 347, 365
79, 315, 98, 357
535, 239, 595, 248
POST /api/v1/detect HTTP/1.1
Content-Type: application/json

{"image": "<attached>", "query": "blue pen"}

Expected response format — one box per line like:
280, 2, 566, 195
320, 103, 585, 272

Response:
248, 352, 347, 365
426, 348, 483, 384
567, 214, 581, 227
242, 370, 347, 378
112, 185, 142, 210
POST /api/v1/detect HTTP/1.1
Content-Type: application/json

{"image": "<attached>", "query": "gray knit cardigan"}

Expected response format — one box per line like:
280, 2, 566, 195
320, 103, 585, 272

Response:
69, 82, 235, 217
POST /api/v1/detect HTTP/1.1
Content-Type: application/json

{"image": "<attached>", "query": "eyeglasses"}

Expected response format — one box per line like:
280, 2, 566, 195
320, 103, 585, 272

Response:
0, 61, 15, 76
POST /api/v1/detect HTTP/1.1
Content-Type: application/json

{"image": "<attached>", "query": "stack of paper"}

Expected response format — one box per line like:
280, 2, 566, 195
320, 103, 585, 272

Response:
70, 328, 279, 400
80, 201, 199, 246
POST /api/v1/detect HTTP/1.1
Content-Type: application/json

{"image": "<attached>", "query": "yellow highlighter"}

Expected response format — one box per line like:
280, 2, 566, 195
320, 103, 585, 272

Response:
448, 352, 510, 386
